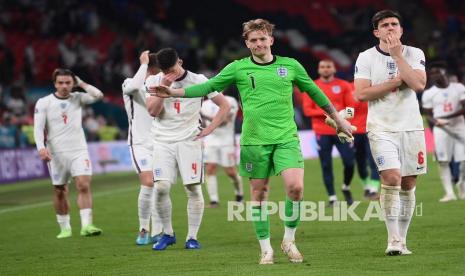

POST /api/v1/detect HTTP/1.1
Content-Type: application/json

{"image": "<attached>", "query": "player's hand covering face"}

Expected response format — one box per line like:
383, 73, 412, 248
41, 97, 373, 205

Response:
148, 85, 173, 98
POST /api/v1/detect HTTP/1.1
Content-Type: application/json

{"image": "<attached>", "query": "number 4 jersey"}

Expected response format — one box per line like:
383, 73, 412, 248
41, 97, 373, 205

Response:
145, 71, 219, 143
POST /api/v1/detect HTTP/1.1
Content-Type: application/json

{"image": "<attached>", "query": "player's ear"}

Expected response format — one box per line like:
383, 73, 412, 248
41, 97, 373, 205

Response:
269, 36, 274, 46
178, 59, 183, 66
373, 29, 380, 39
244, 38, 251, 49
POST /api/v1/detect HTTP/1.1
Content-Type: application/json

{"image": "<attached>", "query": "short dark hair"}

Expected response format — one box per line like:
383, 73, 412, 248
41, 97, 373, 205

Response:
148, 53, 158, 68
372, 10, 402, 30
155, 48, 178, 70
52, 68, 76, 83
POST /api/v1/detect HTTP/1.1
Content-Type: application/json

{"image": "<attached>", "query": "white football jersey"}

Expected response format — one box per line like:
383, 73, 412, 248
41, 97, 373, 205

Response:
201, 96, 238, 147
34, 92, 99, 153
122, 77, 153, 146
145, 71, 219, 143
354, 45, 426, 132
422, 83, 465, 128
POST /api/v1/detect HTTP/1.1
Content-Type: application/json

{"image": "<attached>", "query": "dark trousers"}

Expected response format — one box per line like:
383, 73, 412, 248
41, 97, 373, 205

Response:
354, 133, 380, 181
316, 134, 355, 197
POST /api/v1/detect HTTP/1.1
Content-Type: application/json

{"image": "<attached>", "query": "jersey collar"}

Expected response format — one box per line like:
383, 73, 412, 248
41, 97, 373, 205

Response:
375, 45, 390, 56
250, 55, 276, 66
175, 70, 188, 82
53, 92, 70, 99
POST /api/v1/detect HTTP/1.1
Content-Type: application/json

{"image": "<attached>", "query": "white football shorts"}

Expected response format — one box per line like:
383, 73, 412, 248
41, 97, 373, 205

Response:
433, 126, 465, 162
368, 130, 427, 176
129, 144, 153, 173
152, 140, 203, 185
204, 145, 237, 167
48, 149, 92, 185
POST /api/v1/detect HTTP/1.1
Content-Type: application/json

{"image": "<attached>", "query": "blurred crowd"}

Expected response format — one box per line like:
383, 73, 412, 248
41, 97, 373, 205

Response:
1, 0, 464, 148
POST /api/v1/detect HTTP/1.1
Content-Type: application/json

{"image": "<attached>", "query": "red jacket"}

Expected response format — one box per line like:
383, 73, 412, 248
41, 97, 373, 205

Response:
347, 82, 367, 134
302, 78, 353, 135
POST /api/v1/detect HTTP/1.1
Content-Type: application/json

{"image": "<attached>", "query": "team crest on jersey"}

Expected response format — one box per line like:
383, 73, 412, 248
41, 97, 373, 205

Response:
332, 85, 341, 94
376, 156, 385, 166
277, 66, 288, 77
60, 103, 67, 109
246, 162, 253, 172
387, 61, 397, 72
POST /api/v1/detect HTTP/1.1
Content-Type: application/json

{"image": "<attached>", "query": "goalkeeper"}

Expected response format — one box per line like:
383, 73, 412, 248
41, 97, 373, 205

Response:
149, 18, 353, 265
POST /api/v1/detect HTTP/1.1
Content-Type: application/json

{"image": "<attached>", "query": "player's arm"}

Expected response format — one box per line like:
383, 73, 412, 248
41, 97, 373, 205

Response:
195, 93, 231, 140
123, 51, 150, 95
388, 36, 426, 92
33, 99, 52, 161
293, 60, 353, 137
354, 78, 402, 101
150, 62, 237, 98
77, 77, 104, 104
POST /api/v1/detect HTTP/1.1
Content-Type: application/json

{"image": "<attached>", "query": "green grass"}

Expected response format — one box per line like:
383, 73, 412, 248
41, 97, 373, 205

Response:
1, 156, 464, 275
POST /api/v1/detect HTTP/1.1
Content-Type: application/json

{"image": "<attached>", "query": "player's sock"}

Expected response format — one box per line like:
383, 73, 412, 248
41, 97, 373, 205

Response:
79, 208, 92, 228
151, 188, 163, 236
439, 162, 455, 196
155, 181, 174, 236
252, 204, 270, 251
138, 185, 153, 231
342, 184, 350, 191
206, 175, 219, 203
399, 187, 415, 244
56, 214, 71, 231
231, 174, 244, 196
328, 195, 337, 202
380, 185, 401, 241
362, 177, 370, 191
283, 197, 300, 241
186, 184, 204, 240
370, 179, 380, 192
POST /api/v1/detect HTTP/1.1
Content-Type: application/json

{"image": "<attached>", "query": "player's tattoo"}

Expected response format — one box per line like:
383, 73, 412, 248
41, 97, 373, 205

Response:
321, 103, 336, 115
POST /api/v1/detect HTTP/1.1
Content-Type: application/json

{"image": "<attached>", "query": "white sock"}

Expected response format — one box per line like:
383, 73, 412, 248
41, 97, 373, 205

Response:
438, 162, 455, 196
138, 185, 153, 231
155, 181, 173, 236
79, 208, 92, 228
283, 226, 296, 242
231, 173, 244, 196
380, 185, 400, 242
186, 184, 204, 240
259, 238, 273, 253
399, 188, 415, 245
56, 214, 71, 231
151, 187, 163, 236
329, 195, 337, 202
459, 161, 465, 185
206, 175, 219, 203
342, 184, 350, 191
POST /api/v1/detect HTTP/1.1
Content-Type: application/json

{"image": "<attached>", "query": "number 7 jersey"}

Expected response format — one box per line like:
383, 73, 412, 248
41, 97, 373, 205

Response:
145, 71, 219, 143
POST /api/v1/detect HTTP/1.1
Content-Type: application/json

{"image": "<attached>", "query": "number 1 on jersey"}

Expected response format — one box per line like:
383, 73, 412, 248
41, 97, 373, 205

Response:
174, 101, 181, 113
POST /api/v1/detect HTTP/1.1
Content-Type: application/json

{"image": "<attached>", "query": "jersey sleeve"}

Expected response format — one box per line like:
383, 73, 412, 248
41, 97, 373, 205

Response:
421, 90, 433, 109
409, 47, 426, 71
122, 64, 148, 95
185, 62, 237, 98
292, 59, 330, 108
354, 52, 371, 80
33, 98, 47, 151
456, 83, 465, 101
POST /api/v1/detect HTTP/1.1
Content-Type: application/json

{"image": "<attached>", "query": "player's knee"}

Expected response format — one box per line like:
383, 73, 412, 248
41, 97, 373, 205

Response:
251, 185, 268, 201
76, 183, 90, 194
206, 164, 217, 175
54, 185, 67, 198
186, 184, 204, 201
381, 173, 401, 186
154, 180, 171, 196
287, 184, 303, 200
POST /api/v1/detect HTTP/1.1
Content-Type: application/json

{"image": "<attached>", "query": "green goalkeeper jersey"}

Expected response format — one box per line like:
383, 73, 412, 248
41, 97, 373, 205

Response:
185, 55, 330, 145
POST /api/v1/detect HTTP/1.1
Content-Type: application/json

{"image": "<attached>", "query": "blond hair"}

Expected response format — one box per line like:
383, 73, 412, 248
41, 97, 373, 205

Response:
242, 18, 275, 40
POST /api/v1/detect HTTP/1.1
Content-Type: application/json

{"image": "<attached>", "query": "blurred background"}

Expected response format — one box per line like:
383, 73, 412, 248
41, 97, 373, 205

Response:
0, 0, 464, 149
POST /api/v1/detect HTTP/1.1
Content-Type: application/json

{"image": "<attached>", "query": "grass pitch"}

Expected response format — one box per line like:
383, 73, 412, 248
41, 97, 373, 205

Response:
1, 156, 464, 275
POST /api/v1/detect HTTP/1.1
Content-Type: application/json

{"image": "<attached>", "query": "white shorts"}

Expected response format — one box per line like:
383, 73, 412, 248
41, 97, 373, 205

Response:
433, 127, 465, 162
129, 144, 153, 173
368, 130, 427, 176
204, 145, 237, 167
152, 140, 203, 185
48, 150, 92, 185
